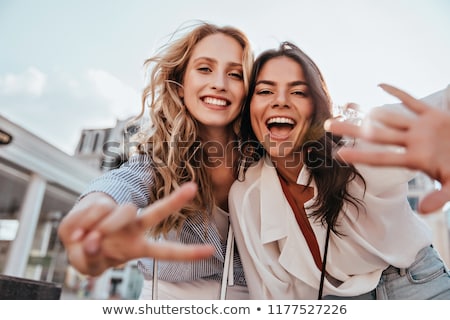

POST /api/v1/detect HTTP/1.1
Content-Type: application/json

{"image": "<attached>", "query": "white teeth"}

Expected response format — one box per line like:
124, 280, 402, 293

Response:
204, 97, 227, 106
267, 117, 295, 125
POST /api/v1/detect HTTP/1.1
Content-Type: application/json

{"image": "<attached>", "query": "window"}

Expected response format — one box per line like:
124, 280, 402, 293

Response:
93, 133, 99, 152
77, 133, 86, 153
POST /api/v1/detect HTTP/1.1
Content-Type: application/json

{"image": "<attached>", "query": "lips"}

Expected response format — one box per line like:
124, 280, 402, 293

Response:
266, 116, 296, 139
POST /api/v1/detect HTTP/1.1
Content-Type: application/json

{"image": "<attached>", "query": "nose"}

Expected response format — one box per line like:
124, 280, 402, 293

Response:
210, 71, 227, 91
272, 91, 289, 108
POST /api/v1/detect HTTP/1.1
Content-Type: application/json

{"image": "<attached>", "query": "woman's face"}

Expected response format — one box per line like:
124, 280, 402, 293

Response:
250, 56, 314, 159
180, 33, 245, 132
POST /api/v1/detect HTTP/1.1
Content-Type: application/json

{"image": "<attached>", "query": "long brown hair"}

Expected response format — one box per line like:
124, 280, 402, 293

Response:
239, 42, 365, 234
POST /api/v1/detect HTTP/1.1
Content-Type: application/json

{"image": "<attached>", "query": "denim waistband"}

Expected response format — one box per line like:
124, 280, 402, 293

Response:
382, 245, 433, 276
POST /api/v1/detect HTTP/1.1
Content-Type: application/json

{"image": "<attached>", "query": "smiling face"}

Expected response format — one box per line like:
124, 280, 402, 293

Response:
179, 33, 245, 136
250, 56, 314, 160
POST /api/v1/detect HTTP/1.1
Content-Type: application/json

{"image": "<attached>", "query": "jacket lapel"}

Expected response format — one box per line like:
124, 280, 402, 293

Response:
259, 156, 323, 287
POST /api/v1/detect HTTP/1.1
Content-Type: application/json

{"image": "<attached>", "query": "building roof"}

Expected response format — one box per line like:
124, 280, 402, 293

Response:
1, 114, 101, 194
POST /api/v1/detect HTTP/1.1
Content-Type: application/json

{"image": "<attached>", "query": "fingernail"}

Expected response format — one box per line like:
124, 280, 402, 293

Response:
70, 228, 84, 242
324, 119, 331, 130
84, 231, 101, 255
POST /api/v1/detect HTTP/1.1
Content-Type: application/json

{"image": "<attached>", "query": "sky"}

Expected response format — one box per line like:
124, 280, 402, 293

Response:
0, 0, 449, 154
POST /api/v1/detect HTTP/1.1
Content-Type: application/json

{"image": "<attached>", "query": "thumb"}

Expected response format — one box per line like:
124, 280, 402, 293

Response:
418, 184, 450, 214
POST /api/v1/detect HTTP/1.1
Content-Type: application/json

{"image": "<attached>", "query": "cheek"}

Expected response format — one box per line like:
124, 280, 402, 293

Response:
182, 71, 200, 97
302, 102, 314, 119
232, 82, 246, 101
249, 106, 264, 139
250, 114, 258, 138
181, 81, 199, 113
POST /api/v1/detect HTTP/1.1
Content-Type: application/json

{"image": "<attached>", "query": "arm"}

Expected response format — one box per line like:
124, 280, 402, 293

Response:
80, 153, 155, 207
324, 83, 450, 213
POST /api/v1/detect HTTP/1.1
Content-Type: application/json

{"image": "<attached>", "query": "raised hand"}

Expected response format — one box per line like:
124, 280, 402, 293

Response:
324, 84, 450, 213
58, 182, 214, 276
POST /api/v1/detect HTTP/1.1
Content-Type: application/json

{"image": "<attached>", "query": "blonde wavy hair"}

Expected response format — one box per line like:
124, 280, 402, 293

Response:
134, 22, 253, 236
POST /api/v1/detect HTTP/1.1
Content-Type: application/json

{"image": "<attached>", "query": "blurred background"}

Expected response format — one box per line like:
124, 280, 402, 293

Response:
0, 0, 449, 299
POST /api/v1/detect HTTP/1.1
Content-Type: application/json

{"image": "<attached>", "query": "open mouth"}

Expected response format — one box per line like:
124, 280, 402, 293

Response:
266, 116, 295, 138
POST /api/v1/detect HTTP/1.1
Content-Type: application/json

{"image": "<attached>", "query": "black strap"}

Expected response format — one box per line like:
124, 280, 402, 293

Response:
318, 224, 331, 300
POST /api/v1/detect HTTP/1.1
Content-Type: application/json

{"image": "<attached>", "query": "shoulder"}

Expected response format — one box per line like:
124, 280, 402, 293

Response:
126, 152, 153, 166
113, 152, 155, 178
229, 160, 265, 221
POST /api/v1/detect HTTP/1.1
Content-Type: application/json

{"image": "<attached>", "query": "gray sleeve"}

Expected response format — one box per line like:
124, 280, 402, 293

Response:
80, 153, 154, 207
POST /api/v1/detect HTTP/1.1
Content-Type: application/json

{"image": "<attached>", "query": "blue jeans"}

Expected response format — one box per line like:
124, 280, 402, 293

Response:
324, 246, 450, 300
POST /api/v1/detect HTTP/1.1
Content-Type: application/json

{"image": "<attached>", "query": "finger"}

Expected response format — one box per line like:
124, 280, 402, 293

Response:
326, 118, 408, 146
140, 242, 215, 261
59, 197, 116, 242
137, 182, 198, 229
83, 230, 102, 255
58, 210, 108, 244
67, 242, 109, 276
379, 83, 428, 114
81, 205, 141, 255
92, 204, 139, 235
418, 185, 450, 214
336, 148, 408, 167
360, 119, 409, 146
369, 107, 413, 131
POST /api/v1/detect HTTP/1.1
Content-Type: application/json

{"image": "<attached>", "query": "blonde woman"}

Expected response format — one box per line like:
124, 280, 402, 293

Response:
58, 22, 253, 299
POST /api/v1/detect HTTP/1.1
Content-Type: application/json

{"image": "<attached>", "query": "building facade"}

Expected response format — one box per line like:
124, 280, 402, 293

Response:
0, 115, 101, 291
71, 117, 143, 299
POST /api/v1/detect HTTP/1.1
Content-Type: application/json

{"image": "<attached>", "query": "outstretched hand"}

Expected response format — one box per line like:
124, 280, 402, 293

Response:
324, 84, 450, 214
58, 182, 214, 276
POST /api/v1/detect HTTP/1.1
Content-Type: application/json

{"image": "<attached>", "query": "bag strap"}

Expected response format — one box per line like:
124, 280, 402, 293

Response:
318, 224, 331, 300
151, 258, 158, 300
152, 225, 234, 300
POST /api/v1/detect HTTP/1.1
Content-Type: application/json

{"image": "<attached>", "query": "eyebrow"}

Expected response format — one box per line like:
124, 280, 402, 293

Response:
192, 57, 243, 68
255, 80, 309, 86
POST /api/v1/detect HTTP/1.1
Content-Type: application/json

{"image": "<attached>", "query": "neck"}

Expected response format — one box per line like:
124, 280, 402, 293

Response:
272, 154, 304, 185
198, 125, 236, 147
198, 128, 238, 170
